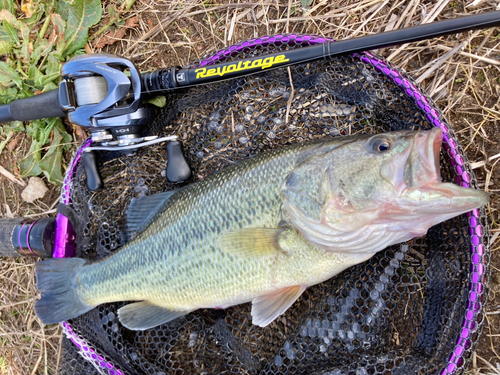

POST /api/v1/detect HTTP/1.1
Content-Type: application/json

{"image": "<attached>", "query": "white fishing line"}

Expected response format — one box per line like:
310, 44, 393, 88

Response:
74, 76, 109, 106
84, 135, 179, 151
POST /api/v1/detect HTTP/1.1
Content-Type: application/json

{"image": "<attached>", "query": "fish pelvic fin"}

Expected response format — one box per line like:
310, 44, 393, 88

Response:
35, 258, 94, 324
219, 228, 286, 258
251, 285, 307, 327
118, 301, 192, 330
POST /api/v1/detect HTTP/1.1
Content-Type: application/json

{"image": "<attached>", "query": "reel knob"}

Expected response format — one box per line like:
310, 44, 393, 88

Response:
82, 150, 104, 191
166, 141, 192, 183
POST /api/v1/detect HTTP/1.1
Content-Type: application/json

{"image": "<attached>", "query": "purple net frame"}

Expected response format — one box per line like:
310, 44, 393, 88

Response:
62, 322, 125, 375
55, 34, 488, 375
56, 138, 128, 375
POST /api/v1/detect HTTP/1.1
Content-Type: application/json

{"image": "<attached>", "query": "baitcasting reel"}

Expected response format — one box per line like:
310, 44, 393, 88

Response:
59, 54, 147, 137
59, 54, 192, 190
22, 54, 192, 191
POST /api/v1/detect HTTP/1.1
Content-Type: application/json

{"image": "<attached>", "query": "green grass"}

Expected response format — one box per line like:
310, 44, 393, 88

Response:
0, 0, 103, 185
0, 356, 8, 373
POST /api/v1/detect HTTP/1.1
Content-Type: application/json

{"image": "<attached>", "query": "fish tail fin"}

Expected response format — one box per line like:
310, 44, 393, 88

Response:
35, 258, 94, 324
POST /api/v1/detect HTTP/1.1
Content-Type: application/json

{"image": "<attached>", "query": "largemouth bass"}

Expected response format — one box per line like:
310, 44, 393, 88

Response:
35, 128, 488, 330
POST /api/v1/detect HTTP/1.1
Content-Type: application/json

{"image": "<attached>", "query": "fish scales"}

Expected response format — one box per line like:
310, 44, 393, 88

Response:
79, 140, 336, 308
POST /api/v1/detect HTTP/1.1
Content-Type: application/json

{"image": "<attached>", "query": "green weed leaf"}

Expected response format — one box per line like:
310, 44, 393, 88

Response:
1, 20, 19, 44
29, 65, 44, 86
50, 12, 66, 55
0, 9, 29, 40
301, 0, 313, 8
0, 0, 15, 13
121, 0, 136, 12
59, 0, 102, 57
31, 38, 49, 63
20, 118, 71, 184
0, 40, 10, 54
45, 55, 61, 76
0, 130, 13, 155
4, 121, 24, 133
0, 86, 18, 104
20, 137, 43, 177
0, 61, 22, 88
39, 122, 71, 185
144, 95, 166, 108
0, 0, 103, 185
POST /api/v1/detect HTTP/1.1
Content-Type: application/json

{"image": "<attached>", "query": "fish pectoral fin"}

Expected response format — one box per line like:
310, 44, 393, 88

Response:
117, 301, 191, 330
251, 285, 307, 327
126, 190, 179, 241
219, 228, 286, 258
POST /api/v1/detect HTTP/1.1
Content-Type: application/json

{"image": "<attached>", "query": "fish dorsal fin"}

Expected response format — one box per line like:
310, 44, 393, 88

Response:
219, 228, 286, 258
118, 301, 191, 330
251, 285, 307, 327
126, 190, 178, 241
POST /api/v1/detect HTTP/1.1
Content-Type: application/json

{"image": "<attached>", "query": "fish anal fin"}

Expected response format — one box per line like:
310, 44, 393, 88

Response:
117, 301, 191, 330
219, 228, 285, 258
251, 285, 307, 327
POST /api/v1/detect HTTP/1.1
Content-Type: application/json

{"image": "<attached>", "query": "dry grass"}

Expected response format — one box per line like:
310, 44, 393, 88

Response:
0, 174, 61, 375
0, 0, 499, 373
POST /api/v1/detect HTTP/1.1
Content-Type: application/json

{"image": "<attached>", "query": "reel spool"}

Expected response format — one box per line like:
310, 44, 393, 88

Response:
73, 76, 109, 107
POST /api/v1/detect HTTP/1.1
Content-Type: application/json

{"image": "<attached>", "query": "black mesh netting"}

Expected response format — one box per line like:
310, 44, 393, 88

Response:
57, 35, 490, 375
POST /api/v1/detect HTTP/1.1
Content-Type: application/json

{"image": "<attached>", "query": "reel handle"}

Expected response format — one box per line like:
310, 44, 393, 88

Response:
0, 89, 67, 124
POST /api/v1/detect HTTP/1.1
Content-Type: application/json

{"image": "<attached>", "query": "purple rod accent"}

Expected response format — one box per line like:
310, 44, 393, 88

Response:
26, 220, 38, 256
53, 138, 92, 258
53, 214, 74, 258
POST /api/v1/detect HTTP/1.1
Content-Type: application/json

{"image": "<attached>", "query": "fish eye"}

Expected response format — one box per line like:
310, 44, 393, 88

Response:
366, 137, 391, 153
376, 141, 390, 152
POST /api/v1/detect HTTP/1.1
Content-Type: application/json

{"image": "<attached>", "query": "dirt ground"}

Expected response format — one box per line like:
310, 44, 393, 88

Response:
0, 0, 499, 374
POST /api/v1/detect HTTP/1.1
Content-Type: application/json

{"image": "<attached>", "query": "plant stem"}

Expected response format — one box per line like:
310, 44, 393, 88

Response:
37, 0, 55, 44
121, 0, 136, 12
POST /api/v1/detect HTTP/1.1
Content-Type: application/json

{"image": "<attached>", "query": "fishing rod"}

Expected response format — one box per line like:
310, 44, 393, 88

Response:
0, 11, 499, 259
141, 10, 500, 93
1, 11, 499, 130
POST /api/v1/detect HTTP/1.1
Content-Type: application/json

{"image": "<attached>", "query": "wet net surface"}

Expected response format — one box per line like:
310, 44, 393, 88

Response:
58, 35, 489, 375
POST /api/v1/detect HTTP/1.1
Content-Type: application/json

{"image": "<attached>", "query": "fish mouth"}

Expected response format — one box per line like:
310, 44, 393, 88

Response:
399, 128, 488, 215
403, 127, 443, 188
374, 129, 489, 235
405, 182, 489, 214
